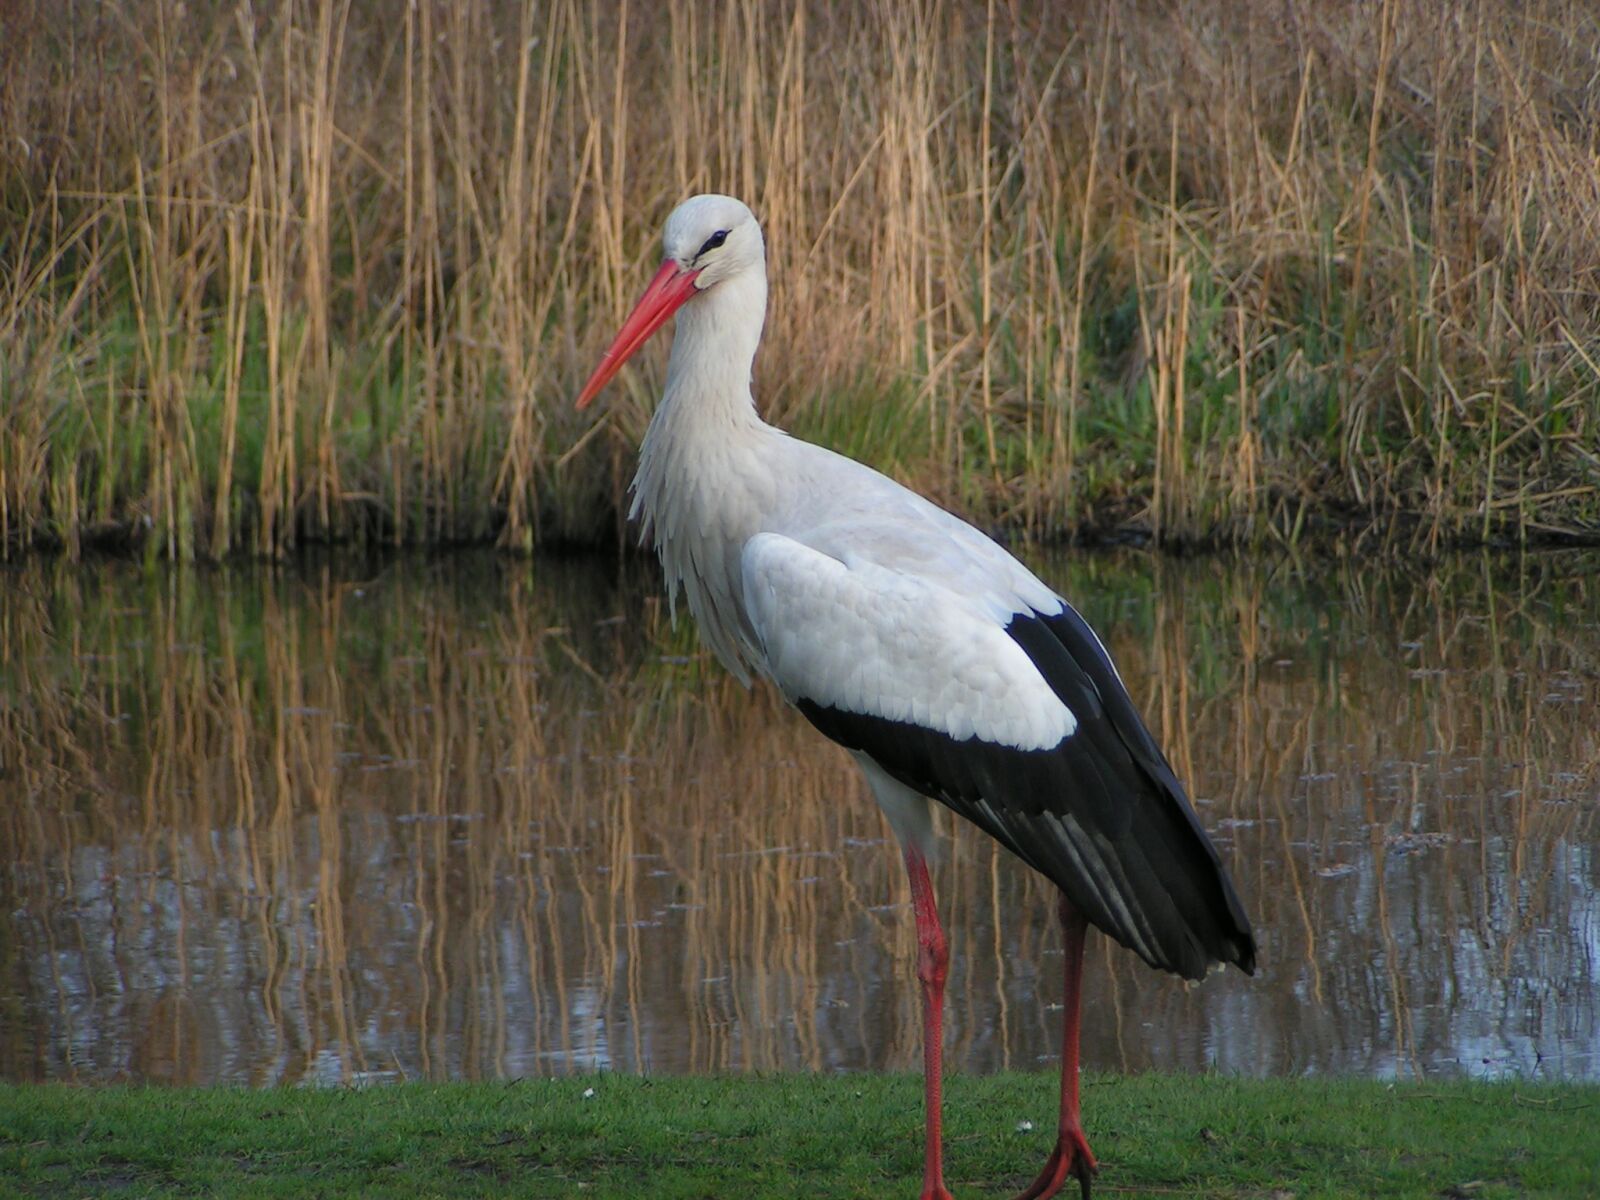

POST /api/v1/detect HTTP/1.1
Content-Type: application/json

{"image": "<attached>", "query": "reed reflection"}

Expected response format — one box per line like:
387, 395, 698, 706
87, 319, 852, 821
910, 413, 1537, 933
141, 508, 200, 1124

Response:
1, 550, 1597, 1085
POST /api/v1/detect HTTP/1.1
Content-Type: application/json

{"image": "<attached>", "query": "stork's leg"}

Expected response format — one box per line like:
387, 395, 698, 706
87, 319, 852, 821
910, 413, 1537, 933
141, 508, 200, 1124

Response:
1012, 893, 1098, 1200
902, 846, 954, 1200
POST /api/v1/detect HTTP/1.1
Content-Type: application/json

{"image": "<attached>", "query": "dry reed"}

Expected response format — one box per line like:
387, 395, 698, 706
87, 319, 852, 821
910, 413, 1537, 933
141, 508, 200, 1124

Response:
2, 0, 1598, 559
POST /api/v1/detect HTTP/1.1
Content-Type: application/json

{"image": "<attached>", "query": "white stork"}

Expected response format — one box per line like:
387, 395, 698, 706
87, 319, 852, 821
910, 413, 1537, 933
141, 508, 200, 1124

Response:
575, 194, 1255, 1200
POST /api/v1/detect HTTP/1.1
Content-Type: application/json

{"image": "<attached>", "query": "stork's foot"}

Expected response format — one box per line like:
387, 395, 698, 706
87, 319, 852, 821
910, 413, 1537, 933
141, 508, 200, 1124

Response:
919, 1187, 955, 1200
1011, 1125, 1097, 1200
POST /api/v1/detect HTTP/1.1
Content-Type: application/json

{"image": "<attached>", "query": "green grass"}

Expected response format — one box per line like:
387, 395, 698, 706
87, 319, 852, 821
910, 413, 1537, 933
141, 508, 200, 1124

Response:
2, 1074, 1595, 1198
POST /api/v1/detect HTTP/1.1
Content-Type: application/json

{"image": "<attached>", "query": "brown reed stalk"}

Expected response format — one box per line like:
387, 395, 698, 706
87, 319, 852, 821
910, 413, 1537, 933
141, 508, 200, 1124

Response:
1339, 0, 1398, 501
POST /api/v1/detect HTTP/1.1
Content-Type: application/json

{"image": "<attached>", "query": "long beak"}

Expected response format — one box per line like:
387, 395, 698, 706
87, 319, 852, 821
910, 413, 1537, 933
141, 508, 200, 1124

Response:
575, 260, 702, 410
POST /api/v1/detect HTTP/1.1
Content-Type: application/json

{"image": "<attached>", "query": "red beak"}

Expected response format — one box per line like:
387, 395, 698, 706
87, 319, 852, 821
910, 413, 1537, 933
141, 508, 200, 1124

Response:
575, 260, 702, 410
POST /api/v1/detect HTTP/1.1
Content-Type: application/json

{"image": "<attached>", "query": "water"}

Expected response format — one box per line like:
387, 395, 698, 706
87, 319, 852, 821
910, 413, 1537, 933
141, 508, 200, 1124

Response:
2, 548, 1597, 1086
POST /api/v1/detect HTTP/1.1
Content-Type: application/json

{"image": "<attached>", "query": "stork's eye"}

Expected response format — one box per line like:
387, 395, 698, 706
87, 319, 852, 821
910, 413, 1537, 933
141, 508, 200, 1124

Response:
696, 230, 729, 258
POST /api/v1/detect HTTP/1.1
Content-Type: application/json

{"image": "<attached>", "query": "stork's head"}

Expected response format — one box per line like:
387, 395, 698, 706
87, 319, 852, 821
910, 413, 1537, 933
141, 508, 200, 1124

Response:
575, 194, 764, 409
663, 194, 764, 288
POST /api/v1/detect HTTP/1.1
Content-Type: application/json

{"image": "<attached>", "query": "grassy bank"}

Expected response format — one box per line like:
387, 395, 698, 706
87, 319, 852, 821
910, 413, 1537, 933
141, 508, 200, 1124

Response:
3, 1, 1599, 559
2, 1074, 1596, 1198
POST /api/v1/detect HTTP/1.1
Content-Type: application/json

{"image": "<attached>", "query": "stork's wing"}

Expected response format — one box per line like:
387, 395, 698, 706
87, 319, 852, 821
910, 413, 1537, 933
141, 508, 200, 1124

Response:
741, 532, 1256, 981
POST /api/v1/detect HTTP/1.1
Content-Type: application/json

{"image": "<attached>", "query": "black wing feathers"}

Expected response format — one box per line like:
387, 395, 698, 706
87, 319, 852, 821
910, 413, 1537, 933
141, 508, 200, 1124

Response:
796, 602, 1256, 981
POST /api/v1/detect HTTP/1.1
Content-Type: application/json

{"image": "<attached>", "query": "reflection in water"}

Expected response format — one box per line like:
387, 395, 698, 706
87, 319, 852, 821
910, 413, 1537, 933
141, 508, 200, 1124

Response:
2, 550, 1597, 1086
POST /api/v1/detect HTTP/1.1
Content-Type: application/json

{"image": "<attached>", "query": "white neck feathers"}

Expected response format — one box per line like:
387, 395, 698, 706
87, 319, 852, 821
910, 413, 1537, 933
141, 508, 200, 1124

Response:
628, 263, 776, 682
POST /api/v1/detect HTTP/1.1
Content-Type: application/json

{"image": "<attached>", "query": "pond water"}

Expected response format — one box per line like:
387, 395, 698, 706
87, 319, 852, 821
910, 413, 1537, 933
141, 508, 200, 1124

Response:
2, 548, 1597, 1087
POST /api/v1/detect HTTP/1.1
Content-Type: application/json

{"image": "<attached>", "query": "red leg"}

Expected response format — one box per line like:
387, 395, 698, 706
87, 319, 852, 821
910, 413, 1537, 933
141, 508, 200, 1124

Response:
1013, 893, 1098, 1200
903, 846, 954, 1200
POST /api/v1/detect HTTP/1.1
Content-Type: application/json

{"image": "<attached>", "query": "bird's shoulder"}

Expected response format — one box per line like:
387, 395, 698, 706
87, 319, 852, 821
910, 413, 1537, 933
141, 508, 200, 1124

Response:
757, 438, 1057, 618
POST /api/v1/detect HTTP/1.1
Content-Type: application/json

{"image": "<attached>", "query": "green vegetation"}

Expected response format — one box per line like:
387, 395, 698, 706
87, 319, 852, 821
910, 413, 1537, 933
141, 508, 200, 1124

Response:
2, 1074, 1595, 1198
3, 1, 1599, 559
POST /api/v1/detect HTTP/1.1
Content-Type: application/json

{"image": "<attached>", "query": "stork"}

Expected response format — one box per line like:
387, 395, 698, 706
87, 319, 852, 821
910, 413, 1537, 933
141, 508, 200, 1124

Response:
575, 194, 1255, 1200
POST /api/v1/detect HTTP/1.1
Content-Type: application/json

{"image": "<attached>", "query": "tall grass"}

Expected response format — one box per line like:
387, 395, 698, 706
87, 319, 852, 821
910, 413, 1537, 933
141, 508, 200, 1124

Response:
3, 0, 1598, 559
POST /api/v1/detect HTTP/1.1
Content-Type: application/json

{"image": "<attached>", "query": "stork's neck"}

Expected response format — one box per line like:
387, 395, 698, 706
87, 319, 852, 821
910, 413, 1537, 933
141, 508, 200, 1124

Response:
629, 264, 778, 682
633, 265, 773, 511
661, 267, 768, 437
